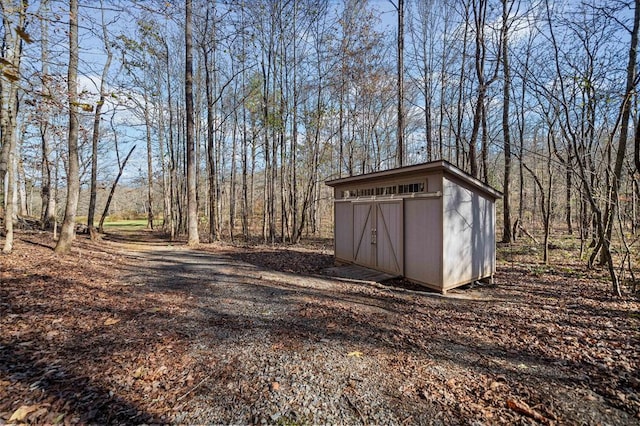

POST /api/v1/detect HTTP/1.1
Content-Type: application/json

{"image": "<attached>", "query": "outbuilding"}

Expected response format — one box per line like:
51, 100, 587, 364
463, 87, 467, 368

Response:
325, 160, 502, 293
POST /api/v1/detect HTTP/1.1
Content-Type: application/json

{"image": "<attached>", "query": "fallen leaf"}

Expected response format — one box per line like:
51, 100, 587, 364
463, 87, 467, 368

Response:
30, 407, 49, 419
104, 318, 121, 326
133, 366, 146, 379
46, 330, 60, 339
271, 382, 280, 391
9, 405, 39, 422
347, 351, 363, 357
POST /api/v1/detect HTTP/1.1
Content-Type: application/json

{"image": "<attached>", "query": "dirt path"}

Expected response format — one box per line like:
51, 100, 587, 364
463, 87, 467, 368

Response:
1, 230, 638, 424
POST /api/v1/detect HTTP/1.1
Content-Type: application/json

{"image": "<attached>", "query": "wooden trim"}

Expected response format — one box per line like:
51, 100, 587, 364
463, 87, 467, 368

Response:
343, 191, 442, 203
326, 160, 502, 200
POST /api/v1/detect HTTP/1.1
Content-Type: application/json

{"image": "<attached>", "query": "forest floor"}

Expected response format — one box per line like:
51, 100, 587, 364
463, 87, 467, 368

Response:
0, 229, 639, 425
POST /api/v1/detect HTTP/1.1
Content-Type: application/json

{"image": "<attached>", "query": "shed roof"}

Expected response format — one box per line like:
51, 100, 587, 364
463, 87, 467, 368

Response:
325, 160, 503, 200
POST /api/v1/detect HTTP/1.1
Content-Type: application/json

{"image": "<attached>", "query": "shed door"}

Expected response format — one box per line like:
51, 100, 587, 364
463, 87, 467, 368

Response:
353, 203, 374, 267
352, 201, 403, 274
376, 201, 403, 275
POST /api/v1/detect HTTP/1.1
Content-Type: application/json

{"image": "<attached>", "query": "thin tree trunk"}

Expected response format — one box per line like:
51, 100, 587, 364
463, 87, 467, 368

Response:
165, 39, 177, 239
397, 0, 405, 167
469, 0, 502, 179
155, 77, 170, 231
144, 94, 154, 230
3, 136, 16, 253
636, 115, 640, 175
603, 0, 640, 296
455, 1, 470, 168
501, 0, 512, 243
481, 102, 489, 182
98, 146, 136, 233
240, 2, 249, 240
18, 149, 29, 217
1, 1, 26, 253
55, 0, 80, 253
565, 155, 573, 234
88, 1, 113, 239
290, 0, 299, 242
38, 0, 56, 229
230, 102, 238, 241
185, 0, 199, 245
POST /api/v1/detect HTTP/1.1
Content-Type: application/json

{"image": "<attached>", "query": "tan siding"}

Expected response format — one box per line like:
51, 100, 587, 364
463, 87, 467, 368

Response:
442, 176, 495, 288
327, 162, 499, 293
334, 202, 353, 261
426, 172, 443, 192
404, 197, 443, 288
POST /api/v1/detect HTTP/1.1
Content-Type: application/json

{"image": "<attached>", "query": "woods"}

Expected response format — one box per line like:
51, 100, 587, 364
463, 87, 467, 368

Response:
1, 0, 640, 295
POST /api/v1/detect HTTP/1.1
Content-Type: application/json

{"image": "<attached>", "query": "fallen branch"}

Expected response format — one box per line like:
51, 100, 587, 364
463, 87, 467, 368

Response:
507, 398, 553, 425
176, 377, 208, 402
344, 394, 366, 423
516, 223, 539, 244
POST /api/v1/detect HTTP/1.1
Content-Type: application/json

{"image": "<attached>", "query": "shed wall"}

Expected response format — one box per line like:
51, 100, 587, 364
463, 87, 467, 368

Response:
334, 201, 353, 262
403, 197, 443, 288
442, 176, 495, 289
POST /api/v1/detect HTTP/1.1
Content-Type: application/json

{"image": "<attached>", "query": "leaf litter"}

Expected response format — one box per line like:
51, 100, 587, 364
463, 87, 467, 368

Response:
0, 230, 638, 424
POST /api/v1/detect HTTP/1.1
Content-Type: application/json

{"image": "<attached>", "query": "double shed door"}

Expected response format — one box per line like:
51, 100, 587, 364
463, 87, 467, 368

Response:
353, 200, 403, 275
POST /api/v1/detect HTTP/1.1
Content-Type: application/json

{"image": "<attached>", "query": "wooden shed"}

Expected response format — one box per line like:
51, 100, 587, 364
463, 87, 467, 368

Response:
325, 160, 502, 293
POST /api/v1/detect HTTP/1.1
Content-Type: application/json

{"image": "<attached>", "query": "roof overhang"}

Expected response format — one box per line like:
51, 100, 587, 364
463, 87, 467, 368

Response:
325, 160, 503, 200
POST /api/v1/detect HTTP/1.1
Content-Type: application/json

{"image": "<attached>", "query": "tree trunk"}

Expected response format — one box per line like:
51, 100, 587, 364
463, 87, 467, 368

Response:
18, 151, 29, 217
55, 0, 80, 254
565, 156, 573, 234
38, 0, 56, 229
481, 102, 489, 182
636, 116, 640, 176
230, 103, 238, 242
203, 10, 217, 242
501, 0, 512, 243
2, 116, 17, 254
455, 2, 470, 168
397, 0, 405, 167
155, 73, 170, 232
290, 0, 299, 242
144, 93, 154, 230
240, 4, 249, 240
88, 1, 113, 239
98, 146, 136, 233
0, 1, 27, 253
185, 0, 199, 245
603, 0, 640, 296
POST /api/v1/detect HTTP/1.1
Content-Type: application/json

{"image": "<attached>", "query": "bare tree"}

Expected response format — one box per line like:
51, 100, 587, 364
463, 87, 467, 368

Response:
501, 0, 516, 243
391, 0, 405, 167
0, 0, 28, 253
603, 0, 640, 296
55, 0, 80, 253
37, 0, 57, 229
468, 0, 502, 180
185, 0, 199, 245
87, 0, 114, 239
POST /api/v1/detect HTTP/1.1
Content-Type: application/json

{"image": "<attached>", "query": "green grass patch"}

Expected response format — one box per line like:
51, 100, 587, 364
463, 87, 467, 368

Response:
102, 219, 148, 230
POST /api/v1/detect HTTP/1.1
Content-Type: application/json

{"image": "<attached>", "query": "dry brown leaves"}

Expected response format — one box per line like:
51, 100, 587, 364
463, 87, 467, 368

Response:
1, 230, 638, 424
